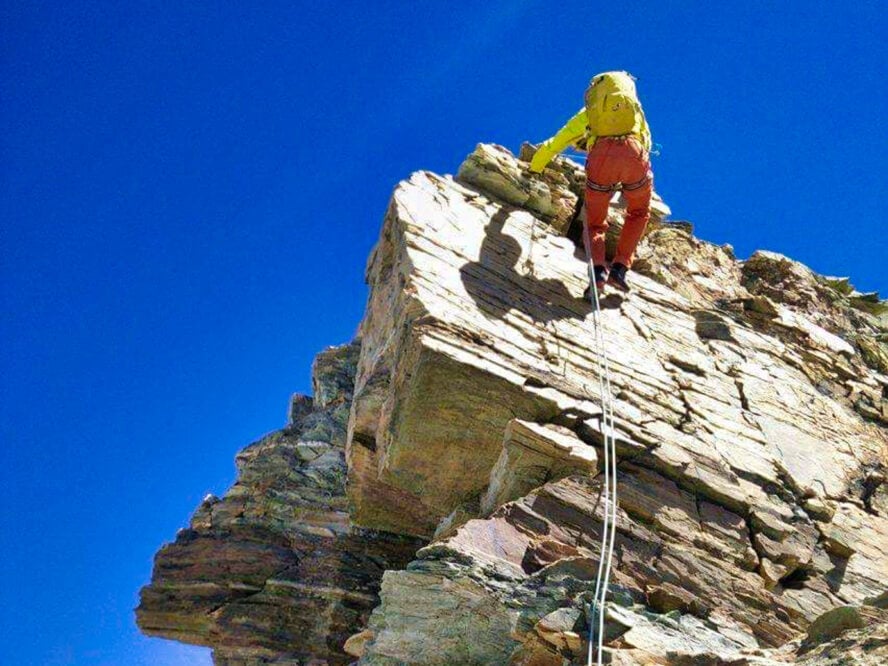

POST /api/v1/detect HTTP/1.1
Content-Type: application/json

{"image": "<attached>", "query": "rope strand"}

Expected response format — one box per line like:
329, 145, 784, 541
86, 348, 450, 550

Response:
586, 264, 618, 666
524, 195, 618, 666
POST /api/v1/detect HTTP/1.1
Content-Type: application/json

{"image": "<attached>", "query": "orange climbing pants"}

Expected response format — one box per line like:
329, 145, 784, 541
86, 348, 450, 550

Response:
583, 136, 653, 268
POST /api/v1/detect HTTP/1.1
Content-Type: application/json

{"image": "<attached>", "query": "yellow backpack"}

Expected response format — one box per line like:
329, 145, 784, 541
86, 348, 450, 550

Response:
584, 71, 644, 138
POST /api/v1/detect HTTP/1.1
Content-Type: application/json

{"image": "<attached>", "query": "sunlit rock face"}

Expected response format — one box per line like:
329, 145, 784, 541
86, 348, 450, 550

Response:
139, 144, 887, 665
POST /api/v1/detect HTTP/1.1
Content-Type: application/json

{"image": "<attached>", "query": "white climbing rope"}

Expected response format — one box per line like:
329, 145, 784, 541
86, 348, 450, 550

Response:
520, 183, 618, 665
585, 263, 619, 666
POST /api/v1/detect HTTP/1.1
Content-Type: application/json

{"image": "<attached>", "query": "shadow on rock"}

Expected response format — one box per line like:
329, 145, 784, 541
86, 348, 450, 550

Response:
597, 293, 624, 310
460, 205, 591, 323
693, 310, 738, 344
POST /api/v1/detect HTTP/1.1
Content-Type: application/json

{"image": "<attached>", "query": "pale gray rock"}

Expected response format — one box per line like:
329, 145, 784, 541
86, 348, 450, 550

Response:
481, 419, 597, 515
458, 143, 578, 234
805, 605, 865, 644
349, 145, 887, 665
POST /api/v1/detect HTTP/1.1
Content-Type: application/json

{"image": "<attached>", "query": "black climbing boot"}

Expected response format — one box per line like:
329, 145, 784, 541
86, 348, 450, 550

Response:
607, 262, 630, 292
583, 265, 608, 301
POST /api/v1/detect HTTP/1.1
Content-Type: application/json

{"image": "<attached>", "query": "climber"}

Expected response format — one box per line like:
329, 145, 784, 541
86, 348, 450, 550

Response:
529, 71, 653, 295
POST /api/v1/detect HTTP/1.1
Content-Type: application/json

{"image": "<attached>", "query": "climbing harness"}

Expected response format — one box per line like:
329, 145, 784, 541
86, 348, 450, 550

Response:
586, 171, 652, 193
585, 265, 619, 666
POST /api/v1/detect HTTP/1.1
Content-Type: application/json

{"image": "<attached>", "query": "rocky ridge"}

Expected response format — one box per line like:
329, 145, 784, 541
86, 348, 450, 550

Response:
137, 344, 423, 664
138, 143, 888, 664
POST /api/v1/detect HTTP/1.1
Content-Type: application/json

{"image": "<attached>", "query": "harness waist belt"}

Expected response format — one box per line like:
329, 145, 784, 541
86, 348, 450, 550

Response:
586, 171, 651, 194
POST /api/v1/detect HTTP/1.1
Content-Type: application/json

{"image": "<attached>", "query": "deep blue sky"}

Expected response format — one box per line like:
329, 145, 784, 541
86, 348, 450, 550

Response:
2, 2, 885, 664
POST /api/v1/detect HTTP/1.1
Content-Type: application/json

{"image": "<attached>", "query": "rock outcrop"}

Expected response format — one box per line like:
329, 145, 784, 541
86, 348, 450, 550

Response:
139, 143, 887, 664
137, 343, 423, 665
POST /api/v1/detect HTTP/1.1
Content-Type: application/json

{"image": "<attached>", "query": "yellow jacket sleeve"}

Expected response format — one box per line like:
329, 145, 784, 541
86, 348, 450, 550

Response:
529, 108, 589, 173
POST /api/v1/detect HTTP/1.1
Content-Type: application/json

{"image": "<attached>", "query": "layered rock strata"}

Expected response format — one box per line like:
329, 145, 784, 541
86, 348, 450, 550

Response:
347, 144, 888, 664
137, 343, 423, 665
139, 143, 887, 665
